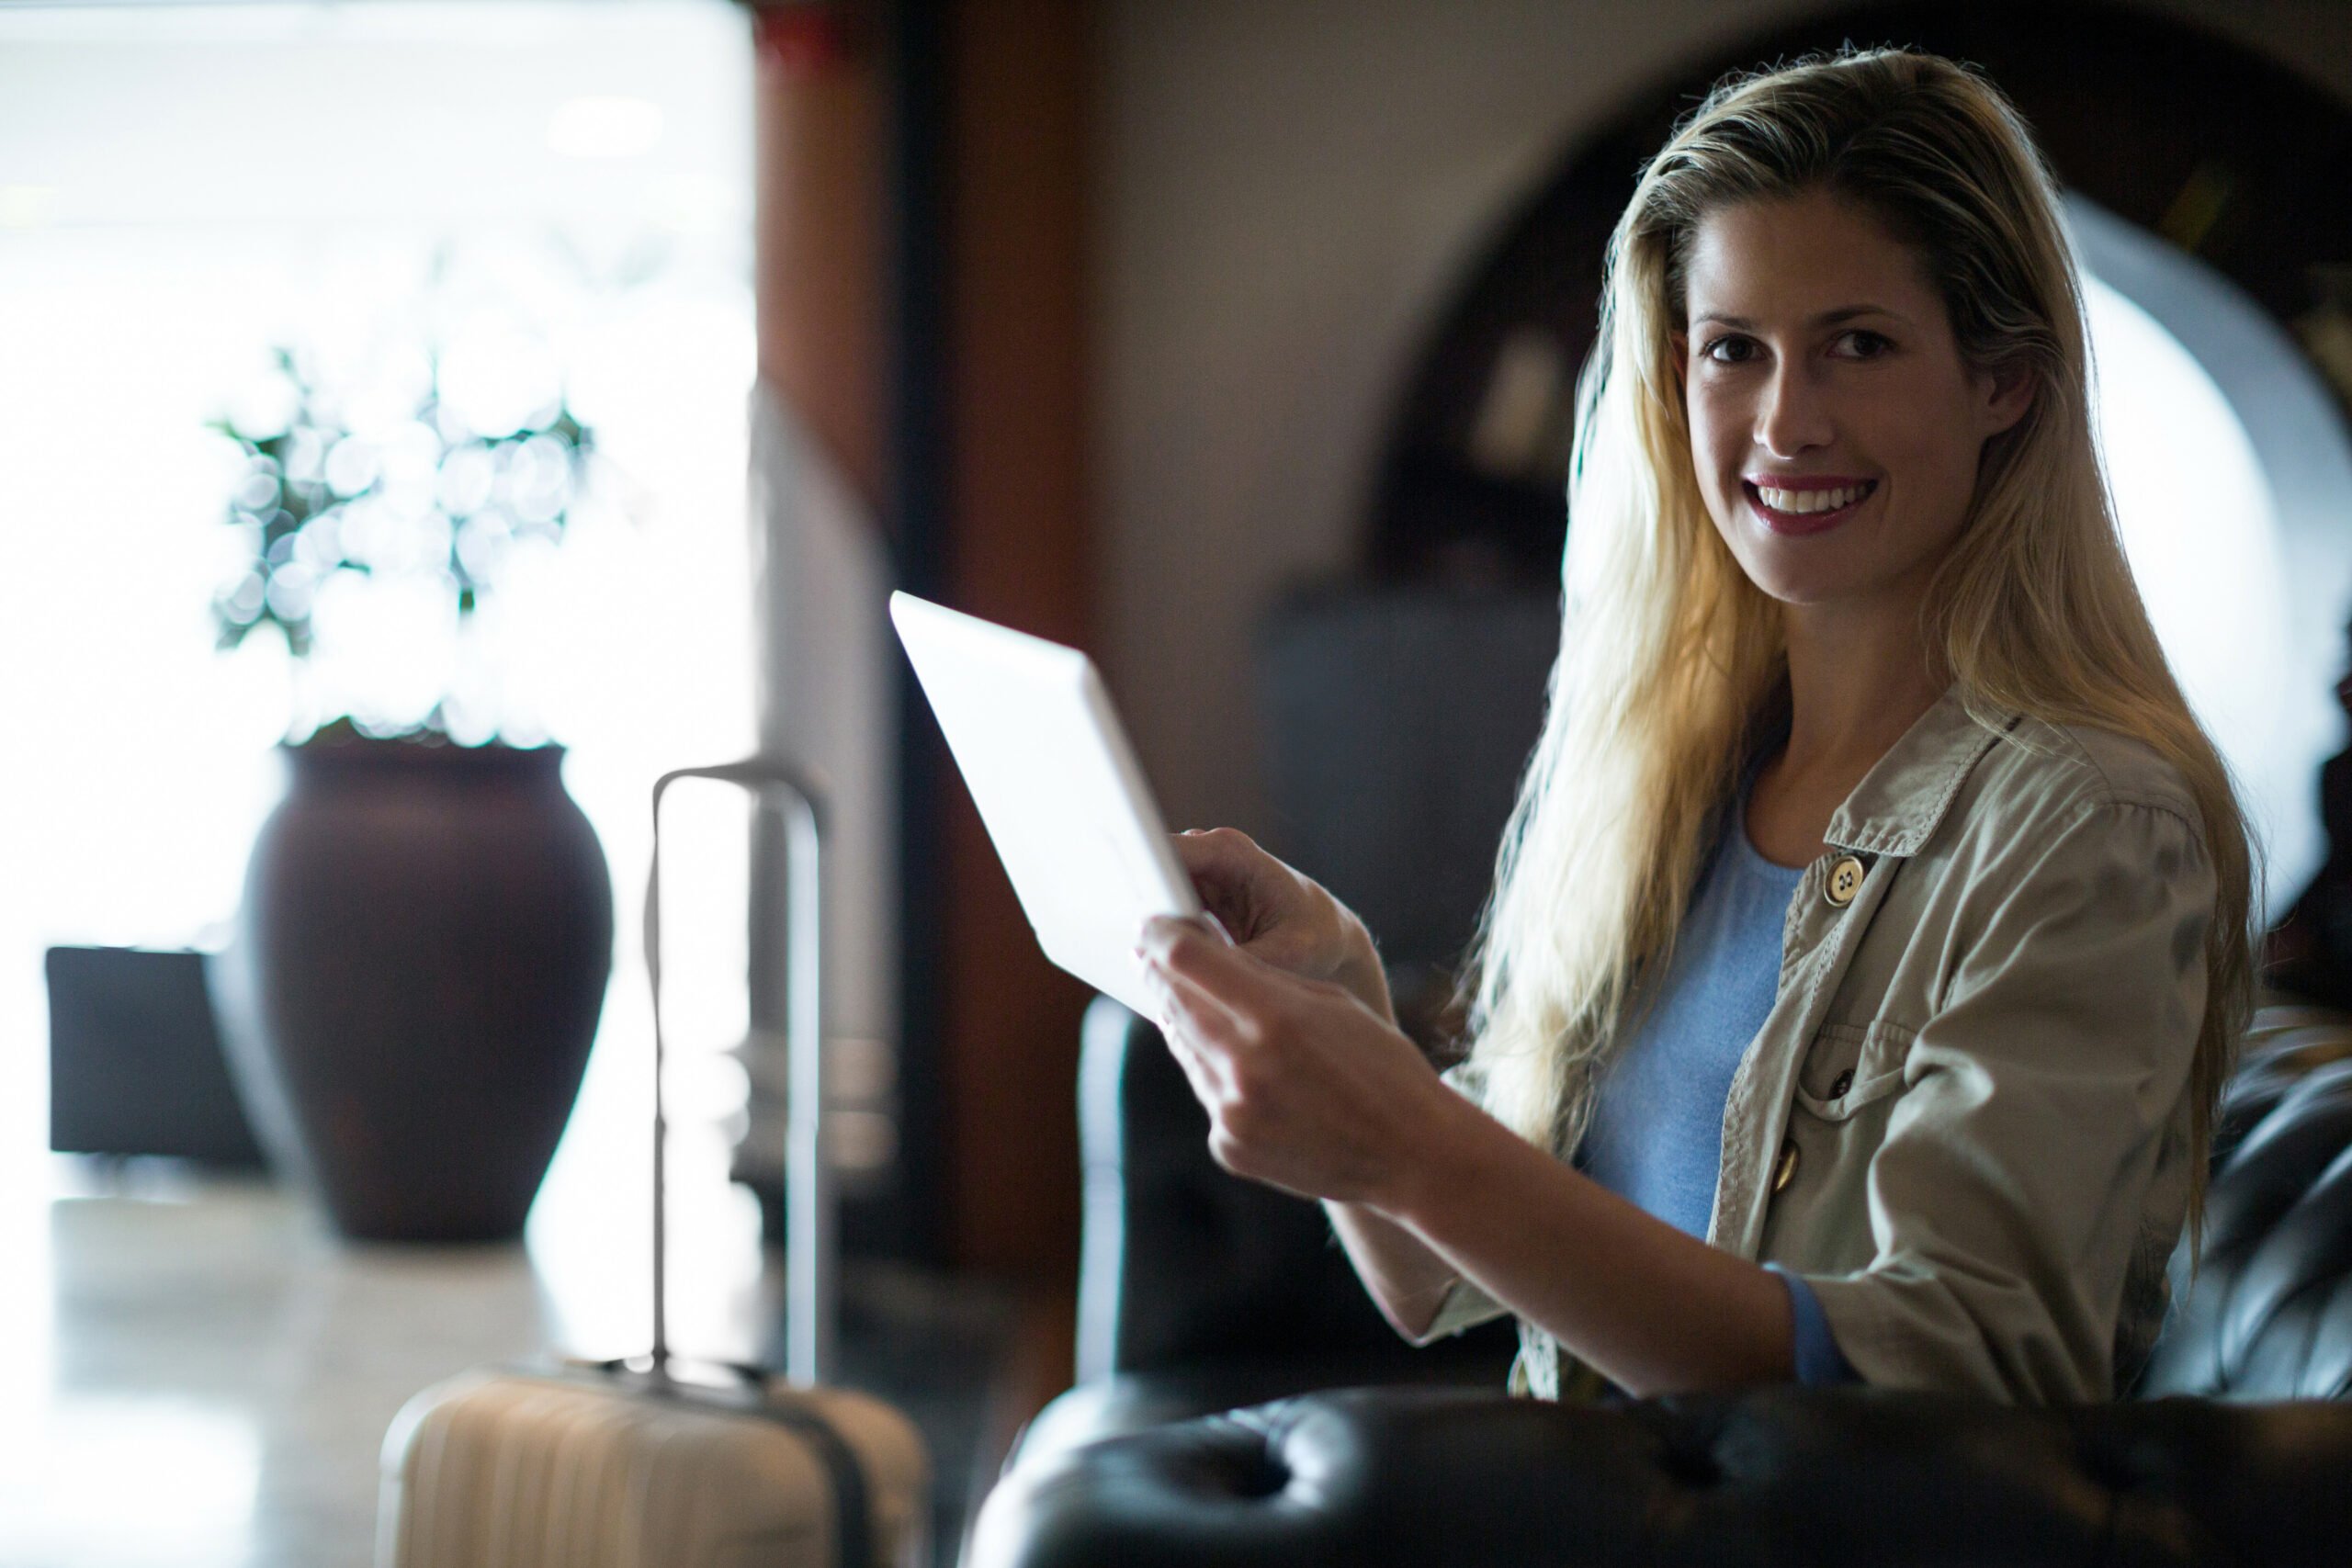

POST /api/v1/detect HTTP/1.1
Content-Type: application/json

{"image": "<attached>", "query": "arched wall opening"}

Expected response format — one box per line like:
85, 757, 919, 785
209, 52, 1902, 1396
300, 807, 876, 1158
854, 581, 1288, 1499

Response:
2066, 192, 2352, 924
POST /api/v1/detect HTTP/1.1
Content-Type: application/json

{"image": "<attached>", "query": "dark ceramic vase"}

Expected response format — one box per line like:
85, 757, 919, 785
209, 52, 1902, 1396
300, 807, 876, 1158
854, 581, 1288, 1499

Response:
211, 735, 615, 1241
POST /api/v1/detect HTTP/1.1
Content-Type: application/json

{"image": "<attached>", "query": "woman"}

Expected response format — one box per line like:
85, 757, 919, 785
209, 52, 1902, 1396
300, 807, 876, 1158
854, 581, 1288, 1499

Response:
1132, 44, 2259, 1405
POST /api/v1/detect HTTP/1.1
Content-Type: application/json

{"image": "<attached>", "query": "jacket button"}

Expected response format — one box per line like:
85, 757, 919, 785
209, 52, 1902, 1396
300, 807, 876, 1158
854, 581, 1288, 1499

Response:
1825, 855, 1865, 907
1772, 1138, 1800, 1193
1829, 1068, 1854, 1099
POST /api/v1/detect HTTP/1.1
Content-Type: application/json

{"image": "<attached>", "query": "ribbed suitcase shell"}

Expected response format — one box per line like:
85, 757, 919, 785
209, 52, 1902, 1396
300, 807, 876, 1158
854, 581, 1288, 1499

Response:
379, 1366, 930, 1568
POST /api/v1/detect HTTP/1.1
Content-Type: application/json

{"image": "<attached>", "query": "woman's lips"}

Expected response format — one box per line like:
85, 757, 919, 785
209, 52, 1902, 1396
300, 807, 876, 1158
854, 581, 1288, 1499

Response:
1744, 479, 1877, 536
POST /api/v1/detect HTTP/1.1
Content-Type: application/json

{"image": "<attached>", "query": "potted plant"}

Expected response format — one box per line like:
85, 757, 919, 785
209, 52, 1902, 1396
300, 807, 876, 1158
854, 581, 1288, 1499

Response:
203, 345, 616, 1242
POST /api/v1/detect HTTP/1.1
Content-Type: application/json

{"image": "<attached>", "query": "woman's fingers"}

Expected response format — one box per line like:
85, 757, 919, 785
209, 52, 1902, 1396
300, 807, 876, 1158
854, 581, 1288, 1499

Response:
1143, 947, 1241, 1041
1170, 828, 1286, 941
1140, 914, 1298, 1027
1140, 954, 1240, 1100
1136, 918, 1277, 1078
1158, 1008, 1227, 1104
1167, 828, 1370, 986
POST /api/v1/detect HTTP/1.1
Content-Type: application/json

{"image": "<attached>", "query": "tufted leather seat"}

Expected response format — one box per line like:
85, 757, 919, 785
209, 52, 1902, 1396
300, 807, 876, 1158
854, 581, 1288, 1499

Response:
972, 1003, 2352, 1566
2136, 1008, 2352, 1399
974, 1386, 2352, 1567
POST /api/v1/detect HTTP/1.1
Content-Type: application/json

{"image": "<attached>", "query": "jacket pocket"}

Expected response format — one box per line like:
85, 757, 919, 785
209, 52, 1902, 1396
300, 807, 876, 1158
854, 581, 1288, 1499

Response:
1792, 1019, 1912, 1122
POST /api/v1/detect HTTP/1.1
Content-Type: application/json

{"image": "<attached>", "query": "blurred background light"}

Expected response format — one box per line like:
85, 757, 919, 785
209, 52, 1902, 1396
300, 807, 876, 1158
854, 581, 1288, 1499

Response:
0, 0, 761, 1382
548, 95, 667, 161
2066, 190, 2352, 922
2085, 274, 2290, 818
0, 184, 59, 230
0, 1397, 262, 1565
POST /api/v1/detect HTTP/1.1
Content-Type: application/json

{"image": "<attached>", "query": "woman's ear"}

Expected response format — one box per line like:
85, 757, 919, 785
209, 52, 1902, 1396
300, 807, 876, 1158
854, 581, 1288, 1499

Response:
1668, 331, 1689, 395
1980, 359, 2034, 437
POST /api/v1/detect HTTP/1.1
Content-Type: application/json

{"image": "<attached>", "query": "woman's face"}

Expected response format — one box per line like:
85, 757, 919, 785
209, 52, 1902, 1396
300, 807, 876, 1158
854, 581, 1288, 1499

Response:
1671, 186, 2032, 621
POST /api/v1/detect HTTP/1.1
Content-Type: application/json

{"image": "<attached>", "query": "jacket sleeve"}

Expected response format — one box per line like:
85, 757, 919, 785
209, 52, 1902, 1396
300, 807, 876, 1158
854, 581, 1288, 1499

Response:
1797, 797, 2216, 1403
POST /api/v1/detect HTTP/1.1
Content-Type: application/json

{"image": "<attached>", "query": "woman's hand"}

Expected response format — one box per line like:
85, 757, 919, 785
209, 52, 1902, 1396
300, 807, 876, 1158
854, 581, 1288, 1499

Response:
1167, 828, 1395, 1025
1134, 912, 1462, 1210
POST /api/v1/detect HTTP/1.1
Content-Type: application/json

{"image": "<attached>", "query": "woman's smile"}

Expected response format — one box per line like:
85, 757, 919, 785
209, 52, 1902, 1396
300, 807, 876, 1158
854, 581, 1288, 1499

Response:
1743, 476, 1881, 536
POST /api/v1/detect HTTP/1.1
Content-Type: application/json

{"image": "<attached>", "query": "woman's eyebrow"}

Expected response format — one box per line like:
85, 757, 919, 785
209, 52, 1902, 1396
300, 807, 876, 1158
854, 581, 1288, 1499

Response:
1691, 305, 1909, 329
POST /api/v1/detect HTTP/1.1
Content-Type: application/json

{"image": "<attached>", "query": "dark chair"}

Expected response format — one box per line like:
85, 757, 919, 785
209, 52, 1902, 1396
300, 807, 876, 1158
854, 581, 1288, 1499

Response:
974, 1003, 2352, 1566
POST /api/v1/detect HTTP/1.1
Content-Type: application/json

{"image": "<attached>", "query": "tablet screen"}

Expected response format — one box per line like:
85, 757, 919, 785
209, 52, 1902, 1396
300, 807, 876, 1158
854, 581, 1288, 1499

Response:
891, 592, 1201, 1016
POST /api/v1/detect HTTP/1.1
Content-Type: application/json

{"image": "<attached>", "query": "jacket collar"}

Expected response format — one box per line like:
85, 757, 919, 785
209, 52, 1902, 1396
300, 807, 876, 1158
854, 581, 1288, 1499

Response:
1820, 681, 2023, 858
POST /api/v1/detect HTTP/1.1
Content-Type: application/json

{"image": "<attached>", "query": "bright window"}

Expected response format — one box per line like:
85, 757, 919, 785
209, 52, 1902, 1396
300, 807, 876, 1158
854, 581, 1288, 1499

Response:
2070, 191, 2352, 923
0, 0, 763, 1445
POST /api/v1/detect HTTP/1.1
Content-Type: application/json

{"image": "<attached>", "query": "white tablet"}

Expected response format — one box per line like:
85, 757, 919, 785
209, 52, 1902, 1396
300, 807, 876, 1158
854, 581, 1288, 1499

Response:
889, 592, 1203, 1017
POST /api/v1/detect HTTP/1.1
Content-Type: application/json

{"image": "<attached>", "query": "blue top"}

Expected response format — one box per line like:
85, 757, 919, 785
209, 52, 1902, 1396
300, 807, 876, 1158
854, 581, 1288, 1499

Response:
1577, 754, 1859, 1386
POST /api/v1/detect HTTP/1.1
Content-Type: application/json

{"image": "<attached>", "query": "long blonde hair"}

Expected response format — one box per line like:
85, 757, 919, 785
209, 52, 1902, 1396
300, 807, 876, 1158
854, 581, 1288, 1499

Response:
1456, 44, 2259, 1247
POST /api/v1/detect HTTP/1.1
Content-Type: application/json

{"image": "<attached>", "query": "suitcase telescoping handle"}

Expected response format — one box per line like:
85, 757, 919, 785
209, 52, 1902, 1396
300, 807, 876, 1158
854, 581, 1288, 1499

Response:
647, 759, 834, 1386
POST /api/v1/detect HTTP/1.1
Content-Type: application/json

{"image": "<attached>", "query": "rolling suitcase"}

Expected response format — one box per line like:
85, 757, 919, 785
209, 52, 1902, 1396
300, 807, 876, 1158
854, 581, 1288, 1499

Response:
379, 761, 932, 1568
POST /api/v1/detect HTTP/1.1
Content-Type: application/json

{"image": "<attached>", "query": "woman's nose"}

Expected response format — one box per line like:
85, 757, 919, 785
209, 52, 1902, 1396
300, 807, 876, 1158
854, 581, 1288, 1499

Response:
1754, 360, 1835, 457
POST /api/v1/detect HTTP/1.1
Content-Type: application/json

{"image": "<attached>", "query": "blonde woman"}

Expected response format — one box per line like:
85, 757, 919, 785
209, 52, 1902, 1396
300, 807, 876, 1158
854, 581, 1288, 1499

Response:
1133, 44, 2259, 1405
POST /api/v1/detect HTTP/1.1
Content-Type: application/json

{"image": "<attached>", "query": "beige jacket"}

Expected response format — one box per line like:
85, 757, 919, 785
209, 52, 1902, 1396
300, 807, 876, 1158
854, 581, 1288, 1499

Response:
1418, 682, 2222, 1404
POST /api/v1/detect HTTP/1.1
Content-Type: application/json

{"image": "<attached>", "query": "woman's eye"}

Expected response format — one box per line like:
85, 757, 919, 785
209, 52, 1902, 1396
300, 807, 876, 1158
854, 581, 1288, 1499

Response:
1699, 330, 1891, 365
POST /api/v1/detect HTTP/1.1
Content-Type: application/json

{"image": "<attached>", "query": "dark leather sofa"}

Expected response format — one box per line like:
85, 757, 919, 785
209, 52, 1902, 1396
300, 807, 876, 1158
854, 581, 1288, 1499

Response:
969, 1000, 2352, 1565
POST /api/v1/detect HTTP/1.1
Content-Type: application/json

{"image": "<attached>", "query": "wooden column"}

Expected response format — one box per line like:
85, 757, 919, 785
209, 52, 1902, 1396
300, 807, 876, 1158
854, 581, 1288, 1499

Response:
753, 7, 884, 508
751, 0, 1095, 1392
940, 0, 1095, 1397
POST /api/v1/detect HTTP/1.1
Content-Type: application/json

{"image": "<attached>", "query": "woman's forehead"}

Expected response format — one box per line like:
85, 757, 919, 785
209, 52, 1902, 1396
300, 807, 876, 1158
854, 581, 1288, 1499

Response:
1681, 192, 1937, 327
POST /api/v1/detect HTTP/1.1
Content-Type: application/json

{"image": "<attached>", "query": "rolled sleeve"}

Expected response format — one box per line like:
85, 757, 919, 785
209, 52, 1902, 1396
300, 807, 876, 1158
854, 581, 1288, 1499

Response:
1767, 1263, 1859, 1384
1411, 1271, 1511, 1343
1801, 798, 2215, 1403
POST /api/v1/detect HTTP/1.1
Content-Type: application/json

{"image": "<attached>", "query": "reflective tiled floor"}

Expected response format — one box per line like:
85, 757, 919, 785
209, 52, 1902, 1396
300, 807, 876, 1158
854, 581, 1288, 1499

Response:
5, 1174, 562, 1567
3, 1153, 1021, 1567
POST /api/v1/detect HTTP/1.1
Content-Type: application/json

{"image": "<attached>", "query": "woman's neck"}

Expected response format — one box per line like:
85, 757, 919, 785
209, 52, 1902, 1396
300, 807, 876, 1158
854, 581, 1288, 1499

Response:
1780, 604, 1947, 780
1743, 604, 1946, 868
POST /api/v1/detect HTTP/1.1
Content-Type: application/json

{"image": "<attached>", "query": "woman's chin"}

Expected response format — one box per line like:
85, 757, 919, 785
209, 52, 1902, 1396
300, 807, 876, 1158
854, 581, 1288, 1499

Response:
1744, 565, 1905, 615
1737, 561, 1848, 607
